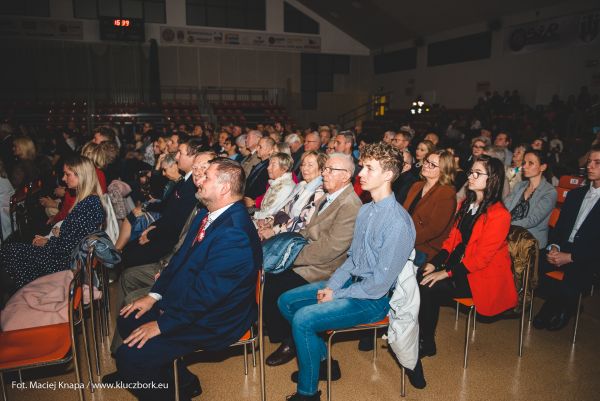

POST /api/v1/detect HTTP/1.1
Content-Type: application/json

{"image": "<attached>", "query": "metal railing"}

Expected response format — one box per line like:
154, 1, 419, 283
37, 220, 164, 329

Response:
337, 92, 391, 129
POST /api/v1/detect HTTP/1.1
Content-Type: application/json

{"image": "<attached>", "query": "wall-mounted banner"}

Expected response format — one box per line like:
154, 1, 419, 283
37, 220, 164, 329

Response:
0, 17, 83, 40
505, 9, 599, 54
159, 26, 321, 53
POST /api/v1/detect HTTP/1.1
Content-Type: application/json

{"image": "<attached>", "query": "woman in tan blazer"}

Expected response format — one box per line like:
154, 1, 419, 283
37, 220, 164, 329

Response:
403, 150, 457, 261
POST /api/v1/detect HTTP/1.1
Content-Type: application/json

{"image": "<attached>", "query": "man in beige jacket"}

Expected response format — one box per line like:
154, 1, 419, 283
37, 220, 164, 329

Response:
264, 153, 362, 366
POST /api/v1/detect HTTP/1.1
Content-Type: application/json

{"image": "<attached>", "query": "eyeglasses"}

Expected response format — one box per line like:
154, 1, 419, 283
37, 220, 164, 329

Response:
423, 159, 439, 169
472, 145, 486, 149
323, 166, 348, 174
468, 170, 489, 179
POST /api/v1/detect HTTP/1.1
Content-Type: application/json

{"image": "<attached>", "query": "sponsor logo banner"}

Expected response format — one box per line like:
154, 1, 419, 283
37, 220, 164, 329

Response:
505, 9, 599, 54
160, 26, 320, 53
0, 17, 83, 40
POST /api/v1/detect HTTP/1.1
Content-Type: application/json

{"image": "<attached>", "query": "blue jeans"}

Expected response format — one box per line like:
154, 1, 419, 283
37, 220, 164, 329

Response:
277, 280, 390, 396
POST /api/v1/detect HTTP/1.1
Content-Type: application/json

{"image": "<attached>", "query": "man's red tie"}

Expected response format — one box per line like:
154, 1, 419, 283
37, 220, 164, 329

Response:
192, 215, 210, 246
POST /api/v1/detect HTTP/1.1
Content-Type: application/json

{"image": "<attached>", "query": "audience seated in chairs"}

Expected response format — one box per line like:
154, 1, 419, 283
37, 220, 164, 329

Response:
9, 136, 53, 190
403, 150, 457, 263
263, 153, 361, 368
392, 149, 419, 204
460, 136, 490, 171
533, 145, 600, 331
506, 143, 528, 193
418, 155, 518, 359
253, 153, 297, 222
413, 139, 435, 175
103, 158, 262, 401
241, 130, 263, 177
504, 149, 557, 249
119, 139, 204, 268
277, 143, 422, 401
0, 155, 105, 306
244, 136, 275, 207
258, 151, 326, 240
113, 152, 185, 251
0, 160, 15, 242
41, 141, 109, 225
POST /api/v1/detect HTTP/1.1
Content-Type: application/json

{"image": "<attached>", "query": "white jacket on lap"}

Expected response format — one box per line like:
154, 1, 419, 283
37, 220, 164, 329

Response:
387, 249, 420, 370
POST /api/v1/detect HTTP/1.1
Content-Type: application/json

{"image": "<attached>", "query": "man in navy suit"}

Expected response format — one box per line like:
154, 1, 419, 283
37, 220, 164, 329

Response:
106, 158, 262, 401
534, 145, 600, 331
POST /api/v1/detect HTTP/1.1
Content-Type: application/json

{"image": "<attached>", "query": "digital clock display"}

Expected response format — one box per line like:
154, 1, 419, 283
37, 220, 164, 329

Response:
113, 19, 131, 27
100, 17, 144, 42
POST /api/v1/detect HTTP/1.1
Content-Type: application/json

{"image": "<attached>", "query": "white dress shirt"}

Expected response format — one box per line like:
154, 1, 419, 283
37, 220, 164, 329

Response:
318, 184, 350, 214
568, 183, 600, 243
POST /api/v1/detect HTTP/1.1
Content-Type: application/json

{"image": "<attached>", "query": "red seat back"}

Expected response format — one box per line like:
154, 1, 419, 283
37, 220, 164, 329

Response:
558, 175, 586, 189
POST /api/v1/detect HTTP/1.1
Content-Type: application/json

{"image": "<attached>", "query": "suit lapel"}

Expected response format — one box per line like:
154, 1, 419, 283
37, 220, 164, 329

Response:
309, 185, 351, 225
576, 189, 600, 234
190, 201, 244, 248
414, 182, 438, 215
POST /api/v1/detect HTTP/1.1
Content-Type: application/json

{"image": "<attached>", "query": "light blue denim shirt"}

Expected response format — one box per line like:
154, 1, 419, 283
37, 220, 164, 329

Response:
327, 193, 416, 299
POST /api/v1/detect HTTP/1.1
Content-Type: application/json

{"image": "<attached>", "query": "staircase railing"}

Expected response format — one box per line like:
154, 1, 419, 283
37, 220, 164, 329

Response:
336, 92, 391, 129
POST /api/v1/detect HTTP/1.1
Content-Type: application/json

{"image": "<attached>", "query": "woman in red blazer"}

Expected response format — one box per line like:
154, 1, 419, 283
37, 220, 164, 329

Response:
418, 155, 517, 357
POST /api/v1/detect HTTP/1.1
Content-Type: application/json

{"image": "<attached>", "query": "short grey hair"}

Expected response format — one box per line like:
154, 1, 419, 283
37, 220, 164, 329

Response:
161, 153, 177, 166
485, 146, 506, 161
236, 134, 247, 147
402, 149, 414, 164
337, 131, 355, 147
275, 142, 291, 155
328, 152, 355, 176
285, 133, 302, 145
270, 152, 293, 172
471, 135, 491, 148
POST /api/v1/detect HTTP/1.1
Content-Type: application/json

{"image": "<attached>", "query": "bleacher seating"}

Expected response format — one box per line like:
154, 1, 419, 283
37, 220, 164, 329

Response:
211, 100, 291, 126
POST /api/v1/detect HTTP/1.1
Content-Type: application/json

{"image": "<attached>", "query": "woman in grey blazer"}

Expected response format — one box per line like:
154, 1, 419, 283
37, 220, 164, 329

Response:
504, 149, 557, 248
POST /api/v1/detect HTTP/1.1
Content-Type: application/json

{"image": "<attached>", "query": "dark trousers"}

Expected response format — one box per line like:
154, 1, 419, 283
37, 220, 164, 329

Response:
538, 249, 594, 313
263, 269, 309, 344
115, 307, 199, 401
121, 240, 172, 268
418, 273, 471, 342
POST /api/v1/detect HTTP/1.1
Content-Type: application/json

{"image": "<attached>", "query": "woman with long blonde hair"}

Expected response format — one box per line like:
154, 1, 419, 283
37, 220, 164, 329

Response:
1, 155, 105, 301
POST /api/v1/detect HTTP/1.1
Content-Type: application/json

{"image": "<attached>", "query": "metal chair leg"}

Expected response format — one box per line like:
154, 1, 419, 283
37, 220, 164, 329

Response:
88, 283, 101, 376
70, 308, 84, 401
455, 301, 459, 321
327, 332, 335, 401
258, 315, 266, 401
400, 366, 406, 397
572, 293, 583, 344
251, 339, 257, 368
173, 358, 180, 401
463, 306, 474, 369
519, 262, 531, 357
472, 310, 476, 332
372, 329, 377, 361
1, 372, 7, 401
529, 288, 535, 323
79, 303, 95, 391
243, 344, 248, 375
